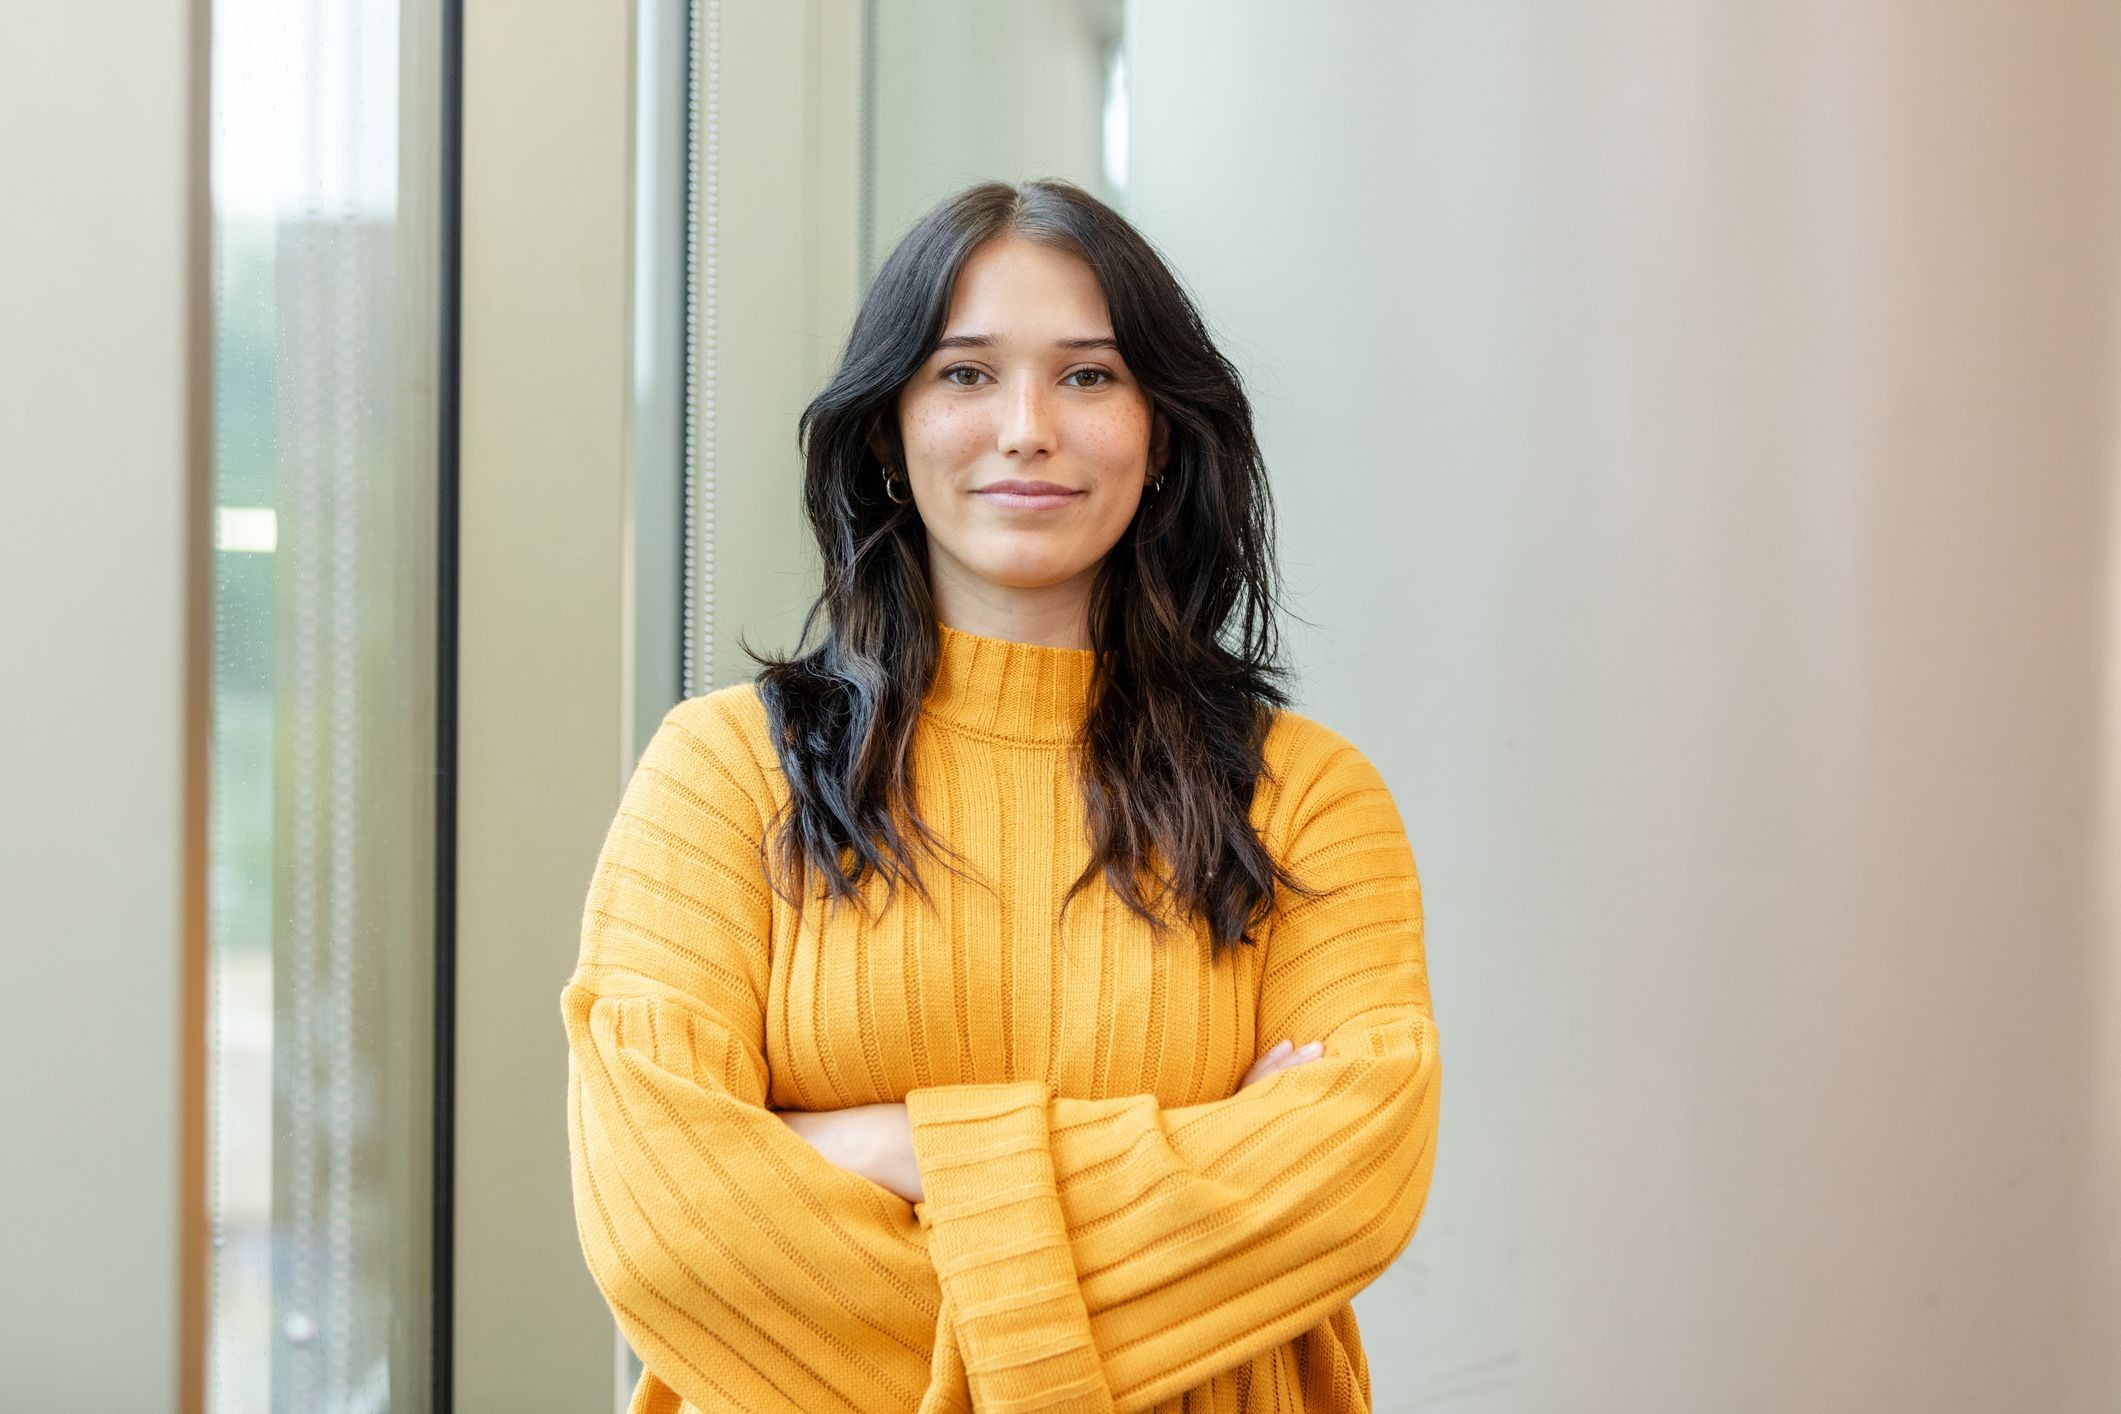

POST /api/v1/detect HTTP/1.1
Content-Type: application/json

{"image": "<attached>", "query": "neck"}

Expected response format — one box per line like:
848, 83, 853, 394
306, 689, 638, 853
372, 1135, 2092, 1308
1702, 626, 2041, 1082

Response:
925, 552, 1097, 651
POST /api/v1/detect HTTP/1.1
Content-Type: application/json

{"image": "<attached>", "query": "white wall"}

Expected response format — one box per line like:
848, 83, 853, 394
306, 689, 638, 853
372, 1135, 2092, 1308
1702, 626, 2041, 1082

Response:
1128, 3, 2121, 1410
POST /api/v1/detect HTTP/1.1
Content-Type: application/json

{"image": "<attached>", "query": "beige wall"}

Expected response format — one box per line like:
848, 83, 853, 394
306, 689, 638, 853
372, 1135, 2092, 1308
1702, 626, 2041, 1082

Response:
1128, 2, 2121, 1409
455, 0, 636, 1405
0, 0, 209, 1408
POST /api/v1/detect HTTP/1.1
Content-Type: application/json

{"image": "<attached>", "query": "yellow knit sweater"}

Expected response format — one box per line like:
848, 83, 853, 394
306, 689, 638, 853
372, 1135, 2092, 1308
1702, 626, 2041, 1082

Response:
561, 621, 1439, 1414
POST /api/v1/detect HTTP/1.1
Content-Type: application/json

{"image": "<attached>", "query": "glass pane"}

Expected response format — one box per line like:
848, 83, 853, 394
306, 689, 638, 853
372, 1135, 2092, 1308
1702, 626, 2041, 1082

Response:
207, 0, 444, 1408
865, 0, 1128, 273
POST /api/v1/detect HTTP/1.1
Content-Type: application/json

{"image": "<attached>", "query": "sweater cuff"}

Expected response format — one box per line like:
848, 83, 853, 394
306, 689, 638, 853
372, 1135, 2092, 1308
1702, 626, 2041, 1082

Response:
906, 1081, 1115, 1414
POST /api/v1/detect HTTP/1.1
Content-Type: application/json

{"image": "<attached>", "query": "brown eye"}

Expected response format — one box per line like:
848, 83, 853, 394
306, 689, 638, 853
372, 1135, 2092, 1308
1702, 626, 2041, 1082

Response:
1067, 368, 1114, 388
942, 365, 985, 387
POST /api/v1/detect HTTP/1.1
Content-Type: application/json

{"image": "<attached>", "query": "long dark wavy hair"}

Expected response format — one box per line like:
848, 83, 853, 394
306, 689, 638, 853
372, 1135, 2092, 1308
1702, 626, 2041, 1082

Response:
740, 178, 1325, 954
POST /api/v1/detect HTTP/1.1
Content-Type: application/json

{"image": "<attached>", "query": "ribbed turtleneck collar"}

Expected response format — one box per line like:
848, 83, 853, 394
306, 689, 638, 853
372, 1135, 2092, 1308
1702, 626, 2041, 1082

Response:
920, 620, 1097, 746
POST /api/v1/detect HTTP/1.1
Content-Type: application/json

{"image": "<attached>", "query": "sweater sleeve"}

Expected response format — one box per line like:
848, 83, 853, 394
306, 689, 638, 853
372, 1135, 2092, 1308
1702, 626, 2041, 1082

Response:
561, 693, 947, 1414
904, 735, 1440, 1414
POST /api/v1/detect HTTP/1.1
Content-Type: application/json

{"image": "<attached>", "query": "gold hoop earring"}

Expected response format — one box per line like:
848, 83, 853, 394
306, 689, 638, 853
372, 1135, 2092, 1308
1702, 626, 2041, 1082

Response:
883, 465, 913, 505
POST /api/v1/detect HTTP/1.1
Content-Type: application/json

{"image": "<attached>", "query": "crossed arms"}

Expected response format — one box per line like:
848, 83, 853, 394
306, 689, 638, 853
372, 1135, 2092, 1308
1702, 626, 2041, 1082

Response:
562, 696, 1439, 1413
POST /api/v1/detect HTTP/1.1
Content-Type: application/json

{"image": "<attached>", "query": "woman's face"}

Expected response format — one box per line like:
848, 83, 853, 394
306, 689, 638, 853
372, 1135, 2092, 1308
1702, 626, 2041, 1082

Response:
891, 235, 1168, 618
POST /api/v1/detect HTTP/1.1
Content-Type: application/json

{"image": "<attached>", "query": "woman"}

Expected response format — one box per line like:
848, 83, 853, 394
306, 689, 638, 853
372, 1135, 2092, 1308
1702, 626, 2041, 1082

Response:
562, 178, 1439, 1414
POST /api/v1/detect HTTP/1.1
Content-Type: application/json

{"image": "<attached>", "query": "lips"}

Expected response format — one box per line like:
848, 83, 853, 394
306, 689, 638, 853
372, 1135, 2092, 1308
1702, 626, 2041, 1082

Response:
974, 480, 1083, 511
976, 480, 1079, 496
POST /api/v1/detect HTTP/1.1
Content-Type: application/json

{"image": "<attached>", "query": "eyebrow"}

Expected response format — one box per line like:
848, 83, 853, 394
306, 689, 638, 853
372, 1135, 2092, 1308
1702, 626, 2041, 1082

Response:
932, 333, 1121, 353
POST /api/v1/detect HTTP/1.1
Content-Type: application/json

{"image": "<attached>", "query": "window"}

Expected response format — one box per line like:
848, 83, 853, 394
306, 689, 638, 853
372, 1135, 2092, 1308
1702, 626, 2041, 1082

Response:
206, 0, 446, 1406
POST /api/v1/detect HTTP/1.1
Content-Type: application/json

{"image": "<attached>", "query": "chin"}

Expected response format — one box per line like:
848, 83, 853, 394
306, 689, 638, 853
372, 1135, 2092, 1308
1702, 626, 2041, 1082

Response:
968, 551, 1096, 588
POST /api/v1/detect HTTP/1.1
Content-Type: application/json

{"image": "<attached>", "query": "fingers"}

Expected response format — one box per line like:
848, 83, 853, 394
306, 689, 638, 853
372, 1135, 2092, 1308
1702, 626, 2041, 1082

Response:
1238, 1038, 1326, 1090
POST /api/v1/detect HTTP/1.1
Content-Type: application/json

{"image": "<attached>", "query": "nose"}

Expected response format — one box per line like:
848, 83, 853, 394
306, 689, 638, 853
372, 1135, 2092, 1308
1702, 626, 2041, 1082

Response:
996, 373, 1056, 461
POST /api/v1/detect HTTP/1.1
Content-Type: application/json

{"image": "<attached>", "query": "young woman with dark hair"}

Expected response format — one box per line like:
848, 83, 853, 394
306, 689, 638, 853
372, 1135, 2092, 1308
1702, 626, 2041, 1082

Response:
563, 178, 1439, 1414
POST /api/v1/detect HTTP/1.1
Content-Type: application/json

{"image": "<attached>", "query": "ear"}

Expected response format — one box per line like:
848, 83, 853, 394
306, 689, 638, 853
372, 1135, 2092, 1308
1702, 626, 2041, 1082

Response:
1150, 410, 1171, 476
864, 414, 900, 469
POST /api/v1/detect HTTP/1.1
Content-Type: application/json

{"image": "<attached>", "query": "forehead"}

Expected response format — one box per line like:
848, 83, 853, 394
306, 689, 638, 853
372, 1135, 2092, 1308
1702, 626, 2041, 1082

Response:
940, 235, 1112, 338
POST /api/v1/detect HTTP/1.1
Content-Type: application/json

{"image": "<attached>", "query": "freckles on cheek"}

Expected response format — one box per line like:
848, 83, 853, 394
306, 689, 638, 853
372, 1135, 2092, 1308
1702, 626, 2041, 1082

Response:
1087, 409, 1151, 466
909, 404, 986, 465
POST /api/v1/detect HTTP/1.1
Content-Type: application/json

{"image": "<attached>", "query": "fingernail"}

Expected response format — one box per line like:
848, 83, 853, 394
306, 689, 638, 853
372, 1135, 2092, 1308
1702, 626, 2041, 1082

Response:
1300, 1041, 1324, 1056
1269, 1039, 1291, 1055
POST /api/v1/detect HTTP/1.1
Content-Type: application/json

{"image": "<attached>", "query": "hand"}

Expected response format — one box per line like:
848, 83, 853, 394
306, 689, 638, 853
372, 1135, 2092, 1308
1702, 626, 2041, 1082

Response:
778, 1043, 1324, 1201
776, 1101, 925, 1204
1238, 1037, 1324, 1090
